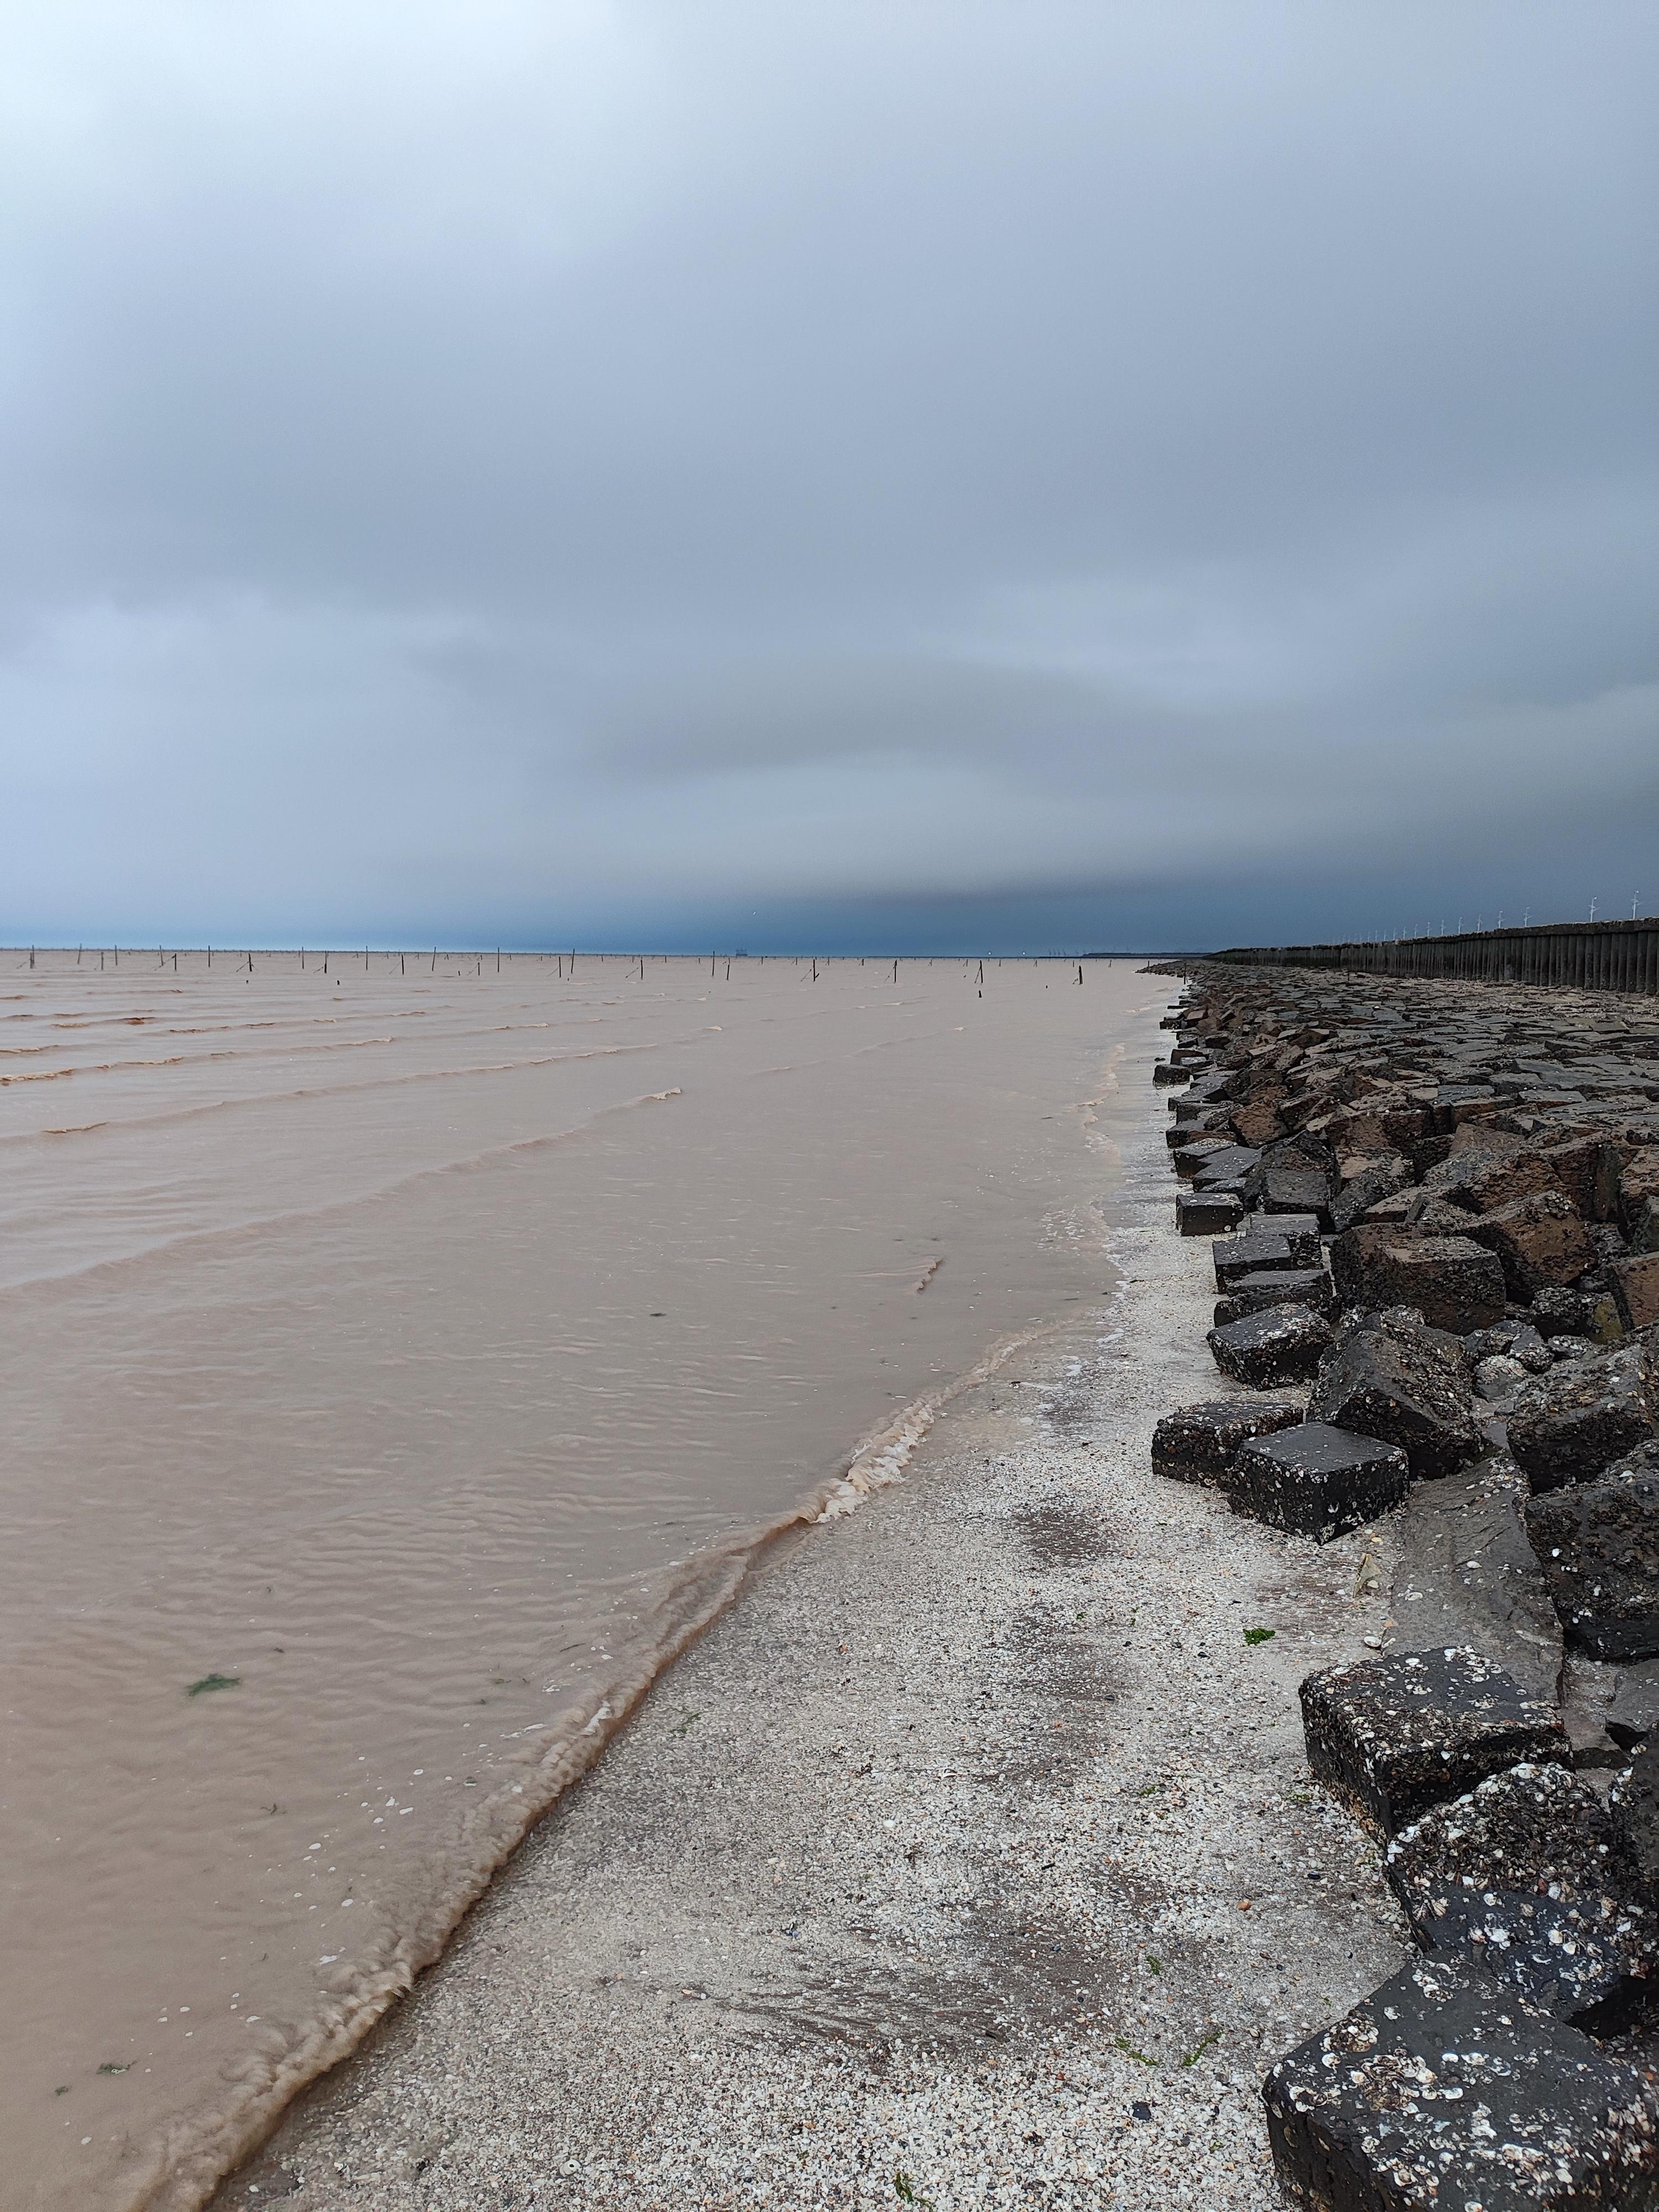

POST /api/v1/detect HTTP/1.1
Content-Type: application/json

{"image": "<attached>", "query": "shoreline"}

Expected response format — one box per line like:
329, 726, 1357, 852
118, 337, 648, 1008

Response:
212, 992, 1415, 2210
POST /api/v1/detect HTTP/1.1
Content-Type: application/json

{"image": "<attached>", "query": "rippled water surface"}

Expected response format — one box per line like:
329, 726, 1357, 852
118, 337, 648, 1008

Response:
0, 950, 1162, 2208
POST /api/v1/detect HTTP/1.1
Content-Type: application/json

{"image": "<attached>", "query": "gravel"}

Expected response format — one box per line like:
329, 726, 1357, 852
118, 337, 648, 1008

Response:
215, 1010, 1411, 2212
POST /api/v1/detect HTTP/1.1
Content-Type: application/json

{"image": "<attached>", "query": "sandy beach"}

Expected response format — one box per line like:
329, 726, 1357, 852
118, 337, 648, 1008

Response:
2, 952, 1170, 2209
212, 1005, 1418, 2211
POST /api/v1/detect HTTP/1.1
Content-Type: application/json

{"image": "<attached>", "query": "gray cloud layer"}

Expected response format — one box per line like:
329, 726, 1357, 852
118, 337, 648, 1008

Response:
2, 2, 1654, 949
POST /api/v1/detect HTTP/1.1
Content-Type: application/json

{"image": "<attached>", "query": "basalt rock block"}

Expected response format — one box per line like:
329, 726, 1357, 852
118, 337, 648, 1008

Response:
1614, 1741, 1659, 1902
1612, 1255, 1659, 1334
1229, 1095, 1289, 1149
1524, 1462, 1659, 1661
1384, 1761, 1657, 2031
1213, 1267, 1335, 1326
1436, 1084, 1500, 1132
1474, 1354, 1530, 1408
1545, 1136, 1625, 1224
1310, 1308, 1484, 1483
1330, 1225, 1507, 1334
1257, 1211, 1324, 1265
1423, 1143, 1562, 1217
1192, 1144, 1262, 1188
1171, 1094, 1229, 1127
1531, 1283, 1625, 1344
1177, 1188, 1245, 1236
1507, 1337, 1659, 1494
1171, 1135, 1235, 1178
1300, 1645, 1568, 1839
1406, 1192, 1497, 1239
1331, 1156, 1413, 1235
1207, 1303, 1334, 1388
1467, 1319, 1553, 1373
1411, 1132, 1455, 1177
1620, 1150, 1659, 1238
1262, 1953, 1659, 2212
1260, 1165, 1336, 1227
1213, 1230, 1304, 1291
1150, 1397, 1305, 1488
1166, 1110, 1229, 1146
1227, 1421, 1410, 1542
1462, 1191, 1598, 1300
1186, 1186, 1248, 1239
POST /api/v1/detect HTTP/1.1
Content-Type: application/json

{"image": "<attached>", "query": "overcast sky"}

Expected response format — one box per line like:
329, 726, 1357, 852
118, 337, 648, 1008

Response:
2, 2, 1654, 952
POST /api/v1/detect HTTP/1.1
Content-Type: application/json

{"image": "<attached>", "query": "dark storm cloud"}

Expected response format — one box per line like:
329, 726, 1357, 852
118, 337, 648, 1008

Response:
0, 1, 1653, 947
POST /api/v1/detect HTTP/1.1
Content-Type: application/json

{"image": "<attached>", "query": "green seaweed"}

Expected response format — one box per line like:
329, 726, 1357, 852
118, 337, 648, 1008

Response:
1242, 1627, 1276, 1646
185, 1673, 241, 1697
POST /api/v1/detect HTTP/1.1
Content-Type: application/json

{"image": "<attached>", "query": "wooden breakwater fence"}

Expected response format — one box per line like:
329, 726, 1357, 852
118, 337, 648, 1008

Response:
1201, 919, 1659, 997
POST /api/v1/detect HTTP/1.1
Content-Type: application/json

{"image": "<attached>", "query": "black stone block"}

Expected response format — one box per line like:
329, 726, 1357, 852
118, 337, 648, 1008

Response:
1177, 1189, 1245, 1236
1524, 1463, 1659, 1660
1385, 1760, 1657, 2031
1207, 1302, 1333, 1386
1166, 1111, 1229, 1145
1263, 1953, 1659, 2212
1213, 1267, 1335, 1325
1310, 1307, 1485, 1483
1260, 1163, 1335, 1227
1171, 1136, 1235, 1178
1330, 1225, 1507, 1334
1508, 1338, 1659, 1495
1150, 1398, 1305, 1488
1213, 1231, 1304, 1291
1258, 1211, 1324, 1264
1531, 1284, 1625, 1343
1300, 1645, 1569, 1839
1171, 1095, 1229, 1126
1191, 1144, 1262, 1187
1227, 1421, 1411, 1543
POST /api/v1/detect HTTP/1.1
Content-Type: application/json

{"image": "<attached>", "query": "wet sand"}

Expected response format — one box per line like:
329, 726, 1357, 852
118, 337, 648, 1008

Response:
212, 1010, 1414, 2211
1, 952, 1152, 2210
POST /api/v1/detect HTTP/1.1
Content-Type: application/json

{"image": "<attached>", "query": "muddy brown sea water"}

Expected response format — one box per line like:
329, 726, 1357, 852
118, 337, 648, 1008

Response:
0, 950, 1166, 2210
